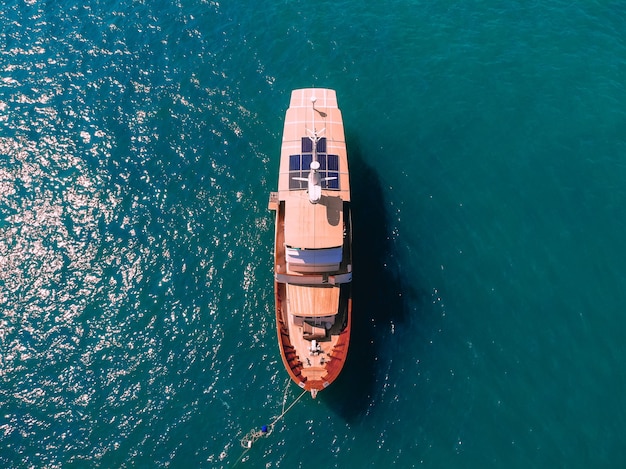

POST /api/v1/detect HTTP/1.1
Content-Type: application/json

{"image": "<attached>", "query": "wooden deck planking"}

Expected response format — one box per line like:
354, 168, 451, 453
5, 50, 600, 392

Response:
287, 284, 340, 317
284, 196, 343, 249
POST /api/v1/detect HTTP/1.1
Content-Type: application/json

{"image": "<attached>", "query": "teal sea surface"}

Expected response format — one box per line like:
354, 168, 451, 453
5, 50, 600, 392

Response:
2, 1, 626, 467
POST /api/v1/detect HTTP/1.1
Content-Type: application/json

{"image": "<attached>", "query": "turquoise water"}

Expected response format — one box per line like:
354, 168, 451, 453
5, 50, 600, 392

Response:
2, 1, 626, 467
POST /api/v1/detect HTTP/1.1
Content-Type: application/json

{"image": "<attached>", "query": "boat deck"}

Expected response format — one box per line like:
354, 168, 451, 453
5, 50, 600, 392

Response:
272, 89, 352, 396
286, 309, 338, 375
286, 283, 340, 318
284, 196, 344, 249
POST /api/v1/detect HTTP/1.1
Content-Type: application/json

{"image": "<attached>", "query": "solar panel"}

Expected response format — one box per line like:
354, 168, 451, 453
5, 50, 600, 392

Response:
289, 155, 300, 171
288, 150, 340, 191
326, 172, 339, 189
316, 138, 326, 153
301, 137, 326, 153
301, 137, 312, 153
327, 155, 339, 171
318, 154, 327, 170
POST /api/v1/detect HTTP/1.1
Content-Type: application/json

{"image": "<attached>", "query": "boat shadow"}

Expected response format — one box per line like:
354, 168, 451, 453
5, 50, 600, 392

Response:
321, 139, 412, 421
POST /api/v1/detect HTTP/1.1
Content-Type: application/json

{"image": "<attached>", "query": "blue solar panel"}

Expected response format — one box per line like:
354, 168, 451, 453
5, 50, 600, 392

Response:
316, 138, 326, 153
327, 155, 339, 171
301, 137, 326, 153
301, 137, 312, 153
289, 155, 300, 171
302, 154, 312, 170
318, 154, 327, 170
327, 172, 339, 189
289, 150, 340, 190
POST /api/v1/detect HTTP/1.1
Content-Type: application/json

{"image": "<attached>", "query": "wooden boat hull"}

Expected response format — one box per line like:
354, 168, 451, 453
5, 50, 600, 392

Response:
269, 89, 352, 398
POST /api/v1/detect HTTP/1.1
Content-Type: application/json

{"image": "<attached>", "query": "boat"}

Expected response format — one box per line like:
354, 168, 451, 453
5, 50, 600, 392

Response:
268, 89, 352, 398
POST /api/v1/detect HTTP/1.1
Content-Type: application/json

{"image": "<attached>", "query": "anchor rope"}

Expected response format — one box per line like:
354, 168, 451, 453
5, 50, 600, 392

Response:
239, 388, 307, 448
281, 377, 291, 415
233, 382, 307, 467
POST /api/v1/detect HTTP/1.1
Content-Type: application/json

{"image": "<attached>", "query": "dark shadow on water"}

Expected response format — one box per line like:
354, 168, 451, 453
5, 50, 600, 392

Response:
320, 137, 412, 421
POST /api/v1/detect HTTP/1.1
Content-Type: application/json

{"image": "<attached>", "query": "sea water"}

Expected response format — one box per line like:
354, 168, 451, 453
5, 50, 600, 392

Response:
2, 1, 626, 467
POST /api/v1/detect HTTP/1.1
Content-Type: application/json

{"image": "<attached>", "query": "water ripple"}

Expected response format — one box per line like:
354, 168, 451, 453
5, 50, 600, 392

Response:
1, 1, 278, 466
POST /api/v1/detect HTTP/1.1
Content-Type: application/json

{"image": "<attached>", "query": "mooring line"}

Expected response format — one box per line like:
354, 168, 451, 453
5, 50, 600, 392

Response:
233, 384, 307, 467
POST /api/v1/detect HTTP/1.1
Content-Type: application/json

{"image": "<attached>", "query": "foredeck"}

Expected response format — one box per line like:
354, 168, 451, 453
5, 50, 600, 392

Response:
285, 299, 341, 374
287, 284, 340, 317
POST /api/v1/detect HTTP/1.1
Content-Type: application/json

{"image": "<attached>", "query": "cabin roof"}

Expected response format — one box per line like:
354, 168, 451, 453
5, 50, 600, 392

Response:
284, 196, 344, 249
277, 89, 350, 201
